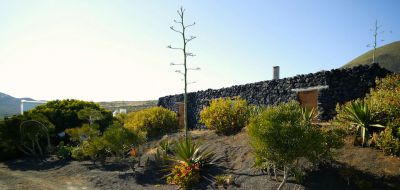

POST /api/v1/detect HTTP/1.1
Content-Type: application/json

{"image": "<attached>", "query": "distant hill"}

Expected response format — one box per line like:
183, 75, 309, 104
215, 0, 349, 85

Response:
342, 41, 400, 72
98, 100, 157, 113
0, 92, 37, 119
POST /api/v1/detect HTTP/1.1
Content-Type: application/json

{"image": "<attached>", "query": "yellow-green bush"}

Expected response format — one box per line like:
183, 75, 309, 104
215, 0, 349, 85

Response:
368, 74, 400, 124
124, 107, 178, 138
200, 97, 250, 135
248, 101, 344, 189
65, 124, 100, 144
377, 126, 400, 156
102, 124, 146, 157
68, 122, 146, 162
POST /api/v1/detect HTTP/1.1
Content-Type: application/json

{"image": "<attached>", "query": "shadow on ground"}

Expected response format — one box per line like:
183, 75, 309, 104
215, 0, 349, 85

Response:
2, 157, 70, 171
82, 161, 131, 172
303, 161, 400, 190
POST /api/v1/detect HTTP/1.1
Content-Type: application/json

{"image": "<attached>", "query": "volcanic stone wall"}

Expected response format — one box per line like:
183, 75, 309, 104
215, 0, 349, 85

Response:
158, 64, 390, 129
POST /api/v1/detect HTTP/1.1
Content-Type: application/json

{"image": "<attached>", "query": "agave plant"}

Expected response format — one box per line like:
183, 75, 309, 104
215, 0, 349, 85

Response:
170, 138, 216, 167
339, 100, 384, 146
300, 107, 318, 123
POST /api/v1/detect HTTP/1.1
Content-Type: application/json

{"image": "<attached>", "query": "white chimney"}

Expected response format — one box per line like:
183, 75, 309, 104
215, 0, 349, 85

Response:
273, 66, 280, 80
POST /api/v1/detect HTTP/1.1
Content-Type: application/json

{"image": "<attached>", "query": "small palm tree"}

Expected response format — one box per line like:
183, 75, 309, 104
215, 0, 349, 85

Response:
339, 100, 384, 146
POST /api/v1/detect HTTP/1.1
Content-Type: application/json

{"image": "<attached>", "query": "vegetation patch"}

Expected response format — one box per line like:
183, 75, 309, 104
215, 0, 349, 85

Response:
124, 106, 179, 139
200, 97, 250, 136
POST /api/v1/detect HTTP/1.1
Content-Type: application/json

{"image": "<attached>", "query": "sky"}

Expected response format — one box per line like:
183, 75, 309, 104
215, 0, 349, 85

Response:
0, 0, 399, 102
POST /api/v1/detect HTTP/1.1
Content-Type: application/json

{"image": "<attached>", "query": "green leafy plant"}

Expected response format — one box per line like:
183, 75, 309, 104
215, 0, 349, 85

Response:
200, 97, 250, 135
0, 121, 20, 160
124, 107, 178, 138
56, 141, 73, 160
71, 146, 86, 160
77, 107, 104, 127
368, 74, 400, 124
102, 123, 146, 158
0, 113, 55, 159
300, 107, 318, 124
65, 123, 101, 144
81, 136, 107, 164
167, 161, 201, 188
68, 122, 146, 163
335, 100, 384, 146
377, 126, 400, 156
166, 138, 216, 189
30, 99, 112, 134
155, 141, 173, 166
248, 101, 343, 190
170, 138, 215, 166
215, 174, 233, 187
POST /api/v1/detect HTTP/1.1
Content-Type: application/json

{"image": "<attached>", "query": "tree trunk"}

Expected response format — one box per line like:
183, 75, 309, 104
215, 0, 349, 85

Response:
277, 166, 289, 190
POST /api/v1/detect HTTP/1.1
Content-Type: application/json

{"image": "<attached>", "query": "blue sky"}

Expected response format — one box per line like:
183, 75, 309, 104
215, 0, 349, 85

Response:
0, 0, 399, 101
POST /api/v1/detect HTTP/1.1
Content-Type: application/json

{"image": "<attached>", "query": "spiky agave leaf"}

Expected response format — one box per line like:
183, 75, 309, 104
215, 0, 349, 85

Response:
300, 107, 318, 123
168, 137, 216, 167
340, 100, 385, 146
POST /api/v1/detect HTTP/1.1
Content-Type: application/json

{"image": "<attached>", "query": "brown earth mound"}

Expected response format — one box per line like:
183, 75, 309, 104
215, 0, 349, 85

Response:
0, 130, 399, 190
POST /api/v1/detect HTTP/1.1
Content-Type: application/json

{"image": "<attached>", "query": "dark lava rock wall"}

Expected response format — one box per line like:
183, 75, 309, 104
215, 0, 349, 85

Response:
158, 64, 390, 128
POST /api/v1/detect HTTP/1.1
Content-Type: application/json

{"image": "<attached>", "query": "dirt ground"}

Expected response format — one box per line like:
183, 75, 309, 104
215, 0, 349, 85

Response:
0, 130, 399, 190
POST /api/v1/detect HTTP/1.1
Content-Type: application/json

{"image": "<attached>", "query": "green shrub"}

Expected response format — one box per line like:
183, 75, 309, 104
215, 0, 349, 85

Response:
200, 97, 250, 135
124, 107, 178, 138
377, 126, 400, 156
0, 120, 20, 160
81, 136, 107, 163
66, 123, 104, 161
368, 74, 400, 123
248, 101, 343, 190
71, 146, 86, 160
155, 140, 172, 166
30, 99, 112, 134
65, 124, 101, 144
0, 113, 55, 158
102, 123, 146, 157
68, 122, 146, 162
56, 142, 73, 160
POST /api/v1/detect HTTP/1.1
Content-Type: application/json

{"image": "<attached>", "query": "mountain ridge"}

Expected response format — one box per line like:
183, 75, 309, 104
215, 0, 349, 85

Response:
342, 41, 400, 72
0, 92, 35, 118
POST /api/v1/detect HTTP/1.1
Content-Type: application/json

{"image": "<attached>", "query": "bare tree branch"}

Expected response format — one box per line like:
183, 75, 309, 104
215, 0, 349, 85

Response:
170, 62, 184, 66
187, 67, 200, 70
185, 52, 196, 57
167, 45, 183, 50
170, 26, 183, 34
175, 70, 184, 75
174, 19, 183, 24
185, 36, 196, 43
185, 22, 196, 29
